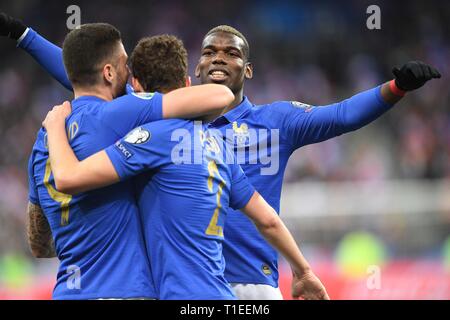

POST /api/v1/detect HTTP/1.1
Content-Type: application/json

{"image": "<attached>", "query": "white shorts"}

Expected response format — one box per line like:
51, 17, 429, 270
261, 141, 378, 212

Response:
231, 283, 283, 300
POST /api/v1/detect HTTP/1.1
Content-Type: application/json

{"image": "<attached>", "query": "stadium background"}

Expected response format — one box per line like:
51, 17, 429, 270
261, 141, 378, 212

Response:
0, 0, 448, 299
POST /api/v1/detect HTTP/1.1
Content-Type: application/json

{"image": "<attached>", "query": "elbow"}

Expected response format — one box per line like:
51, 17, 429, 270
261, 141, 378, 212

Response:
54, 173, 77, 195
257, 211, 281, 233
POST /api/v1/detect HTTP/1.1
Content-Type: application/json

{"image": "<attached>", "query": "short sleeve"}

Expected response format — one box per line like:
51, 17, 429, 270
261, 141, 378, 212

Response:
100, 92, 164, 137
104, 123, 169, 181
27, 154, 39, 205
228, 163, 255, 210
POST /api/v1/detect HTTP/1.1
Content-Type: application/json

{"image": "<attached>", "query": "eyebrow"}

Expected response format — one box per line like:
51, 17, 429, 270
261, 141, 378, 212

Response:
203, 45, 242, 54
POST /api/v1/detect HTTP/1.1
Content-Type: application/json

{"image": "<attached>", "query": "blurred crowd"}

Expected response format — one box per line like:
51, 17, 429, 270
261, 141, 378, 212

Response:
0, 0, 448, 265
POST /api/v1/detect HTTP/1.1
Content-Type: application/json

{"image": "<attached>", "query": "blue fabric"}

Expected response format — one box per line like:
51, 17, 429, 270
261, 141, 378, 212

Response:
208, 87, 393, 287
28, 93, 163, 299
106, 119, 255, 299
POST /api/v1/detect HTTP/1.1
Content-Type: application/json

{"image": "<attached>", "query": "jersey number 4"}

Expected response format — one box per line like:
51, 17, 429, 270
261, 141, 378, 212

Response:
43, 159, 72, 226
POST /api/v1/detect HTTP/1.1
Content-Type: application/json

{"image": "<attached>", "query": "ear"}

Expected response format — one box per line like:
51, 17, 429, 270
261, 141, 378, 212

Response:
244, 62, 253, 80
131, 76, 144, 92
185, 76, 192, 87
103, 64, 114, 84
194, 64, 201, 78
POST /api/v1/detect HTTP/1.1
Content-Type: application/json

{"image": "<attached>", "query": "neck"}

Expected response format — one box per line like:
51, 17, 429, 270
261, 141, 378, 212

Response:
74, 85, 114, 101
221, 89, 244, 115
198, 89, 245, 123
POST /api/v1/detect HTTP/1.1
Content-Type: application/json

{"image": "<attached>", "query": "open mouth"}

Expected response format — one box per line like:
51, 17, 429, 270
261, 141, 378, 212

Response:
208, 69, 229, 81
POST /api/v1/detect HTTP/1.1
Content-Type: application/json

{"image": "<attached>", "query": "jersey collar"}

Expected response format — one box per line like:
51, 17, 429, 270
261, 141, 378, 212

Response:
72, 95, 106, 110
211, 96, 252, 127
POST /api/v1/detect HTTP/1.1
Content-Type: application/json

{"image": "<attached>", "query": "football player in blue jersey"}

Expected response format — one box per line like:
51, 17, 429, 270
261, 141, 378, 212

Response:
1, 14, 441, 299
25, 24, 234, 299
43, 102, 329, 299
193, 25, 441, 299
39, 34, 329, 300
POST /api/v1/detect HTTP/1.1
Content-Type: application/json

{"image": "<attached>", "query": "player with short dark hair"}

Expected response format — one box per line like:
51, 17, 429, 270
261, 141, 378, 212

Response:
62, 23, 124, 88
21, 21, 234, 299
40, 94, 328, 300
130, 35, 188, 92
194, 25, 440, 299
1, 15, 440, 299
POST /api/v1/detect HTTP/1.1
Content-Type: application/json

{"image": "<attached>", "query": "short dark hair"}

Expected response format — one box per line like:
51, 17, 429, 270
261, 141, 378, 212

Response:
62, 23, 122, 87
204, 25, 250, 60
129, 35, 188, 93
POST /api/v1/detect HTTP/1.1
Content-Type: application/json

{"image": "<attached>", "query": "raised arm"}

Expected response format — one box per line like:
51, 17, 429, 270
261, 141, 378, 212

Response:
241, 192, 329, 300
26, 202, 56, 258
1, 12, 72, 91
285, 61, 441, 149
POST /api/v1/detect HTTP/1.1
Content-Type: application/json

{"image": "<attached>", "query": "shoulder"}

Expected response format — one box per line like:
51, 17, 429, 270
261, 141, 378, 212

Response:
109, 92, 162, 106
250, 100, 315, 127
124, 119, 190, 143
256, 100, 314, 114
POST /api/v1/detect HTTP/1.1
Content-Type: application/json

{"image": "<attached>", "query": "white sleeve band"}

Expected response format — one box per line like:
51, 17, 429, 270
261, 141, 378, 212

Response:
16, 27, 30, 46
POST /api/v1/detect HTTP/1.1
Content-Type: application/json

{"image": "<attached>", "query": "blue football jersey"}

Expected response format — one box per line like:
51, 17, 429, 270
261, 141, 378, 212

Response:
105, 119, 255, 299
20, 28, 394, 290
208, 88, 392, 287
28, 92, 163, 299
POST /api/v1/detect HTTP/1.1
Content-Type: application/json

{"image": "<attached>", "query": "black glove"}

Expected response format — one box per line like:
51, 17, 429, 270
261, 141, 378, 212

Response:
392, 61, 441, 91
0, 12, 27, 40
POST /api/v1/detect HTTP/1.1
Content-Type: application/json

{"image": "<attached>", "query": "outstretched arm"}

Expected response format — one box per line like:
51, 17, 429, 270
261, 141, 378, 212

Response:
1, 13, 72, 90
241, 192, 329, 300
0, 12, 72, 91
286, 61, 441, 148
18, 28, 73, 91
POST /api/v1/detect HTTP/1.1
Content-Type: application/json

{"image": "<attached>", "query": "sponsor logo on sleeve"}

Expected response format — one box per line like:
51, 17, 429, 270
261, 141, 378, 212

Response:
132, 92, 155, 100
115, 141, 133, 159
291, 101, 314, 112
124, 127, 151, 144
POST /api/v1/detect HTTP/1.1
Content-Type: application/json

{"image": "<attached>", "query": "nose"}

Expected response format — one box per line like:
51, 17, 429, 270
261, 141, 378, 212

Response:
212, 51, 227, 65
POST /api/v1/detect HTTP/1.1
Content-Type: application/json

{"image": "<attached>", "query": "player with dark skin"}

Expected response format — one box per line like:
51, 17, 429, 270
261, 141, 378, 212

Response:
195, 31, 438, 111
195, 28, 441, 299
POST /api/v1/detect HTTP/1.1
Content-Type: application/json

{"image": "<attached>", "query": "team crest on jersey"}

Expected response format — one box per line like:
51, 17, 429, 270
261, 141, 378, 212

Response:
261, 264, 272, 276
291, 101, 313, 112
124, 127, 151, 144
232, 121, 250, 145
132, 92, 155, 100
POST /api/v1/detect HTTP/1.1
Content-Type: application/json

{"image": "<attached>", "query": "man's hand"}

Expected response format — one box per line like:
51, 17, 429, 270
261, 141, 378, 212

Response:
42, 101, 72, 130
392, 61, 441, 91
0, 12, 27, 40
292, 271, 330, 300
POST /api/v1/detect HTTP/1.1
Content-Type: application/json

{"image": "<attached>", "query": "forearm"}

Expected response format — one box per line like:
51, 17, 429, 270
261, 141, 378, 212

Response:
162, 84, 234, 119
256, 215, 311, 276
242, 192, 311, 276
380, 81, 403, 105
334, 84, 396, 133
26, 202, 56, 258
48, 128, 119, 194
18, 28, 73, 91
